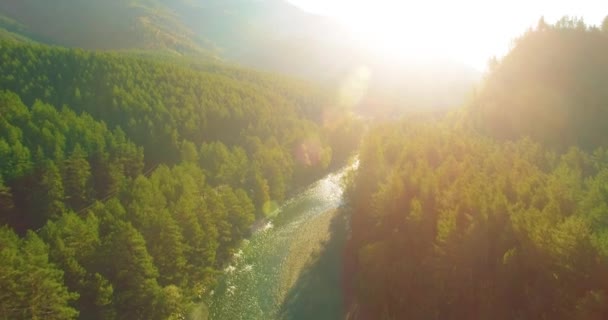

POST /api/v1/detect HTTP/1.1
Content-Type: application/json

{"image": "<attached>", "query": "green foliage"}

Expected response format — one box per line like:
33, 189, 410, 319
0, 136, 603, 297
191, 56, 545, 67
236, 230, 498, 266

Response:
0, 91, 144, 230
345, 121, 608, 319
469, 17, 608, 151
348, 22, 608, 314
0, 40, 361, 319
0, 175, 17, 227
0, 0, 206, 54
63, 145, 92, 210
0, 41, 349, 188
0, 226, 78, 319
199, 142, 248, 187
39, 161, 65, 218
99, 221, 164, 320
0, 14, 39, 43
0, 0, 357, 79
40, 212, 114, 319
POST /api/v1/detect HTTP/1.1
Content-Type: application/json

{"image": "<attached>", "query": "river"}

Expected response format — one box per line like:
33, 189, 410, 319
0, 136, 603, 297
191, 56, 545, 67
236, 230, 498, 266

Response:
198, 164, 354, 320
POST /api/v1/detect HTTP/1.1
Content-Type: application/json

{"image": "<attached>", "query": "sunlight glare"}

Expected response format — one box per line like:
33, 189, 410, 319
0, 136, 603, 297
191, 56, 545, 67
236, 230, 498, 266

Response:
289, 0, 607, 70
336, 1, 505, 68
338, 65, 371, 108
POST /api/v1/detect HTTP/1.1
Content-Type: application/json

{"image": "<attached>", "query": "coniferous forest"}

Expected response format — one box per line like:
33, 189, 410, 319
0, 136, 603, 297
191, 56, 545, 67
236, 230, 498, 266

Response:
2, 4, 608, 320
0, 39, 361, 319
344, 18, 608, 320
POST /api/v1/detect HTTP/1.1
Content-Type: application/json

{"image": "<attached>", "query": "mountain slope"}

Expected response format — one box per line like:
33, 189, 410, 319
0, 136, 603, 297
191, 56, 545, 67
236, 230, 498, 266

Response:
0, 0, 479, 110
0, 0, 352, 75
0, 0, 211, 53
162, 0, 361, 77
469, 18, 608, 150
0, 39, 361, 319
343, 18, 608, 320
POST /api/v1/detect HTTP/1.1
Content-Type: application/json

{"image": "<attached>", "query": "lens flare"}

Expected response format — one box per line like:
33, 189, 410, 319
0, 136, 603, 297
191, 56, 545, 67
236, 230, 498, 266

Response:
293, 138, 324, 167
338, 65, 371, 109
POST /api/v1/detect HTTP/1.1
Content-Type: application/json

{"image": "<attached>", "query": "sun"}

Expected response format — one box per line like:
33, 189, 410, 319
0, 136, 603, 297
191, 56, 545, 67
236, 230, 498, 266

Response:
288, 0, 524, 70
337, 2, 483, 66
348, 9, 444, 60
290, 0, 608, 71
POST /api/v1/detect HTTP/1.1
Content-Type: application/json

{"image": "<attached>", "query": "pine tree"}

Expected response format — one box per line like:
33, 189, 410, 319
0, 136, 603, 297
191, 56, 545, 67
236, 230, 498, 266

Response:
39, 160, 65, 219
63, 144, 92, 210
40, 212, 114, 319
0, 227, 79, 319
0, 175, 17, 227
99, 221, 165, 320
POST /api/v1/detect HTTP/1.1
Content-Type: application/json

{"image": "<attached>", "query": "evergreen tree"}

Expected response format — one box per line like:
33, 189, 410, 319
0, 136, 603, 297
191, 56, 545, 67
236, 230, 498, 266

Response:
99, 221, 165, 320
39, 160, 65, 219
63, 144, 92, 210
40, 212, 114, 319
0, 38, 360, 318
0, 175, 17, 227
0, 227, 78, 320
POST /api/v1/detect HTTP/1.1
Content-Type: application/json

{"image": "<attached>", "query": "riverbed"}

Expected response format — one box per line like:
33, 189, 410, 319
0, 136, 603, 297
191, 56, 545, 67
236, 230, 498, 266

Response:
200, 165, 352, 320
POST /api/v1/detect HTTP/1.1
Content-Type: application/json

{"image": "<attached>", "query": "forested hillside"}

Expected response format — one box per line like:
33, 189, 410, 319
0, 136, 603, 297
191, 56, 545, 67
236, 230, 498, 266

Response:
344, 18, 608, 320
0, 0, 209, 53
469, 16, 608, 150
0, 39, 361, 319
0, 0, 480, 107
0, 0, 357, 79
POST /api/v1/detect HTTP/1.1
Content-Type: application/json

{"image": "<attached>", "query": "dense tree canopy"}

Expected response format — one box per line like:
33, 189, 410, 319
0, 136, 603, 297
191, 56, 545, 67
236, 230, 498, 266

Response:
469, 17, 608, 150
0, 39, 360, 319
345, 121, 608, 319
344, 17, 608, 320
0, 227, 79, 319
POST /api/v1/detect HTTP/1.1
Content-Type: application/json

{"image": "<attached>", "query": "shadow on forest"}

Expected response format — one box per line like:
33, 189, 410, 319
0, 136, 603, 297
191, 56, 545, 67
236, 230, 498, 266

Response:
278, 208, 349, 320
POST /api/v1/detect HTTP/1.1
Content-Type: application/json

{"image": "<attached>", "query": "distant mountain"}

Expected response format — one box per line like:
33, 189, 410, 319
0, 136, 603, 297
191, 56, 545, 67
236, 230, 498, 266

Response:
0, 0, 208, 52
0, 0, 479, 109
0, 0, 353, 76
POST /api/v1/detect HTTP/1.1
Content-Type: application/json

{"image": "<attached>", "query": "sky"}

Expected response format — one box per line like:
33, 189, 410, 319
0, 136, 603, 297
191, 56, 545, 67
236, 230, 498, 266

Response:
287, 0, 607, 70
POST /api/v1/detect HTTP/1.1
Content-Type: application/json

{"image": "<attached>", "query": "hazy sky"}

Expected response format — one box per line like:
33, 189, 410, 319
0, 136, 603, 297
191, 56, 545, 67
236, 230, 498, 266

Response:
288, 0, 606, 69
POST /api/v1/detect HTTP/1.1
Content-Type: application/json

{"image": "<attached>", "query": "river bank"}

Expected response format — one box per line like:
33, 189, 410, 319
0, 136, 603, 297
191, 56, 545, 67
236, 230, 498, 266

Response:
202, 167, 351, 320
278, 208, 348, 320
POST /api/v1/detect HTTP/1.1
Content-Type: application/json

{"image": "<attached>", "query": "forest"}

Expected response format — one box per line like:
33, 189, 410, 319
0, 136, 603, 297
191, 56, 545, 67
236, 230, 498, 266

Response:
344, 17, 608, 319
0, 39, 361, 319
4, 8, 608, 320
